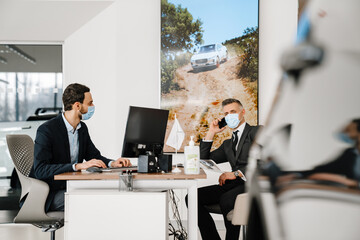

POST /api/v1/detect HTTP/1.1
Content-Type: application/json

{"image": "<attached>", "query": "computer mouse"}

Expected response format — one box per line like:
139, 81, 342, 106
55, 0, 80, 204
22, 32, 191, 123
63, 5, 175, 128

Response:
86, 167, 103, 173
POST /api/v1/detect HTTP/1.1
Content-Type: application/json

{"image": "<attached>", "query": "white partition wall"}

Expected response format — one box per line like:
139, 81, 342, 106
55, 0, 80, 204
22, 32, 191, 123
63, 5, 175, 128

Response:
63, 0, 161, 159
258, 0, 298, 125
65, 191, 168, 240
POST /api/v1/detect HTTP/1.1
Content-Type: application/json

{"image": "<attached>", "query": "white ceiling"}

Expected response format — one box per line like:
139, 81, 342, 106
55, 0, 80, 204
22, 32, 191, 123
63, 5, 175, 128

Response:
0, 0, 113, 42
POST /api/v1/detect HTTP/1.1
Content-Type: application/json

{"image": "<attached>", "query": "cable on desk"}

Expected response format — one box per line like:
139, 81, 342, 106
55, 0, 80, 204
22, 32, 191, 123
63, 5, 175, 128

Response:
168, 189, 188, 240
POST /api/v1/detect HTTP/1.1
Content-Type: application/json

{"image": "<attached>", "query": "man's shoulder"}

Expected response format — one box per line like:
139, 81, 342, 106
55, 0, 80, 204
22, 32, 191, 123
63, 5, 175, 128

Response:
246, 123, 261, 131
79, 121, 88, 131
244, 123, 261, 138
38, 114, 63, 132
218, 138, 232, 148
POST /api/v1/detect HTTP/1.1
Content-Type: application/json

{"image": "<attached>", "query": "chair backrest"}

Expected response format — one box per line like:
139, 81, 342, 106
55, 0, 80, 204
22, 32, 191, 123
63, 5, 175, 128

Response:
6, 134, 34, 177
6, 134, 64, 232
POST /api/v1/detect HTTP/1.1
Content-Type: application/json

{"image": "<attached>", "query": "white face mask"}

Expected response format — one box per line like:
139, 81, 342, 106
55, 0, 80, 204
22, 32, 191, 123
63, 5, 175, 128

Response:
225, 113, 240, 129
81, 106, 95, 120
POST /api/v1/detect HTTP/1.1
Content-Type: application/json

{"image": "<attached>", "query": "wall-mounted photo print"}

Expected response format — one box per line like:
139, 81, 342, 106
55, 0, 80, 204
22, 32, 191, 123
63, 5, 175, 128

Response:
161, 0, 259, 152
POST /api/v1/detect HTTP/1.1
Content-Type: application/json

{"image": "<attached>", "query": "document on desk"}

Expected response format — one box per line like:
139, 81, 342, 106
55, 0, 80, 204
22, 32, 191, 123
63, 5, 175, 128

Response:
200, 159, 223, 173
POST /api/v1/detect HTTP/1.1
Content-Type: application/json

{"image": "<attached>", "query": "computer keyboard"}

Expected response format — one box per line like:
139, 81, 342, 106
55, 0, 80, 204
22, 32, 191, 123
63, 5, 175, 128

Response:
101, 166, 138, 172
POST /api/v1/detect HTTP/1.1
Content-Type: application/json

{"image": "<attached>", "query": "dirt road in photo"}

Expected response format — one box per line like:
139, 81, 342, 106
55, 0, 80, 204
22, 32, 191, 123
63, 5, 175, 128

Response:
162, 56, 257, 151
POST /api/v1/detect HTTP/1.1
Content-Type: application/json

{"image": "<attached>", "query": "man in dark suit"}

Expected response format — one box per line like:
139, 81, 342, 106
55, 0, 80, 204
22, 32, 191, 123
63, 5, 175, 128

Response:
187, 98, 259, 240
30, 83, 131, 212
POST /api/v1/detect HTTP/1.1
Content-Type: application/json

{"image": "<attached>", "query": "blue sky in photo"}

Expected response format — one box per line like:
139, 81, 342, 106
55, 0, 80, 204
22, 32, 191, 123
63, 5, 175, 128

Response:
168, 0, 258, 45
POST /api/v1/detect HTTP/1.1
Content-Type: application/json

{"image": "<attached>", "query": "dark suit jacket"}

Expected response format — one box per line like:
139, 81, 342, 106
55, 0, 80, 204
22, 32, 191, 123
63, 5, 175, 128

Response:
200, 123, 260, 174
30, 114, 112, 211
302, 148, 360, 180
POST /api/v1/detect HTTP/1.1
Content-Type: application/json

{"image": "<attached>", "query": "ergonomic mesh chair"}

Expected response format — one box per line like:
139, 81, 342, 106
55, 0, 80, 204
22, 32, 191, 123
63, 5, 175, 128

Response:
6, 134, 64, 240
205, 193, 248, 240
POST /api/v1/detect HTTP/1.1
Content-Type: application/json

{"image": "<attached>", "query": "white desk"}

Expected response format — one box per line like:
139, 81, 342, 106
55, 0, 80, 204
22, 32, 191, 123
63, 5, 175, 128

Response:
55, 168, 206, 240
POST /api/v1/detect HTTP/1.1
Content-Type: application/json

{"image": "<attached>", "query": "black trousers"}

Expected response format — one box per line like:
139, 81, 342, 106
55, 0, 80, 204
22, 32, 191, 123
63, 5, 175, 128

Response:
49, 190, 65, 212
186, 179, 245, 240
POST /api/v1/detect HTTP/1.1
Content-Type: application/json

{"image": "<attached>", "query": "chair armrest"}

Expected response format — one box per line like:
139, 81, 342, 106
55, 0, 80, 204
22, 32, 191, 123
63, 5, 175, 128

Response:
15, 168, 32, 200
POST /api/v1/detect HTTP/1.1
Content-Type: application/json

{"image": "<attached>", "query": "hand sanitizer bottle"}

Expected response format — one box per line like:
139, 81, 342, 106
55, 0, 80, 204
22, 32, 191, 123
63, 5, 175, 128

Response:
184, 136, 200, 174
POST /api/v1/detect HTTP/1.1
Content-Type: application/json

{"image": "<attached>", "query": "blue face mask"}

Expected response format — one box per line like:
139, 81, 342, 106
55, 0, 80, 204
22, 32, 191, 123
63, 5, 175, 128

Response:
81, 106, 95, 120
225, 113, 240, 129
337, 132, 355, 145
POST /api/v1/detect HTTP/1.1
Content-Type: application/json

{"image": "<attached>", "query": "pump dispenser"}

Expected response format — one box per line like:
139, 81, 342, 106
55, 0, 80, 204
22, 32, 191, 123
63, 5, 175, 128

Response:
184, 136, 200, 174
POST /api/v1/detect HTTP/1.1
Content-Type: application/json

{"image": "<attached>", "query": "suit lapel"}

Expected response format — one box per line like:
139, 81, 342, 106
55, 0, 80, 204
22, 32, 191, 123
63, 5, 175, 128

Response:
235, 123, 250, 160
56, 115, 71, 163
78, 124, 84, 162
224, 139, 237, 166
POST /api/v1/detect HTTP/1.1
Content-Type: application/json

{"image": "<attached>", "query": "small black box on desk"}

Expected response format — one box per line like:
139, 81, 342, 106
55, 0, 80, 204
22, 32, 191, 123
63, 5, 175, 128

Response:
138, 155, 157, 173
158, 154, 172, 173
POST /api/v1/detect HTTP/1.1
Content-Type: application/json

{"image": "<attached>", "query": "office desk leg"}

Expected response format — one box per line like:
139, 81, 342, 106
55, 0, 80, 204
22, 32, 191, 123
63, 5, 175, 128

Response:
188, 182, 198, 240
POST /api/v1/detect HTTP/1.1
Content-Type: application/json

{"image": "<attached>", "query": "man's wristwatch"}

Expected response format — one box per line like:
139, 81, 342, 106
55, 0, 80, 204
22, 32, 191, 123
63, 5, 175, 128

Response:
234, 170, 241, 178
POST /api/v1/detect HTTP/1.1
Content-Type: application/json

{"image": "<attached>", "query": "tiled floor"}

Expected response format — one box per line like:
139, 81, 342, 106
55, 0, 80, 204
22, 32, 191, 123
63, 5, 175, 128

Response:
0, 223, 227, 240
0, 224, 64, 240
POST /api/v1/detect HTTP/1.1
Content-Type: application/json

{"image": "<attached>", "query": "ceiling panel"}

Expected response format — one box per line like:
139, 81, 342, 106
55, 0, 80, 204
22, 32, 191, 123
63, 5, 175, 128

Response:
0, 44, 62, 72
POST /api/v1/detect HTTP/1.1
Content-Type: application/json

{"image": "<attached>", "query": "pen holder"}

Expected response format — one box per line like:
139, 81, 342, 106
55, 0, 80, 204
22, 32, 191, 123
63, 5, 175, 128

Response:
119, 172, 133, 191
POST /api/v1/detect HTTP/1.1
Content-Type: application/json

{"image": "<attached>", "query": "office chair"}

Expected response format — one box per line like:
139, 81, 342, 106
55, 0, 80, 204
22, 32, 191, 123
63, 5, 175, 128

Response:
275, 177, 360, 240
6, 134, 64, 240
228, 193, 249, 240
205, 193, 248, 240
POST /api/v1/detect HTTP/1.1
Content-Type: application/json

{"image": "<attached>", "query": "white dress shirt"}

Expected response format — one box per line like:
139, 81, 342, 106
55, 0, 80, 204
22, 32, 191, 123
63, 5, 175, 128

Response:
62, 114, 113, 171
62, 113, 81, 171
233, 121, 246, 151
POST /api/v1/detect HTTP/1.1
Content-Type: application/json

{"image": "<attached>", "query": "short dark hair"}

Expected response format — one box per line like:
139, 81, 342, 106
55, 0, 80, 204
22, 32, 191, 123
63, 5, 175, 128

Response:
352, 118, 360, 132
221, 98, 243, 108
62, 83, 90, 111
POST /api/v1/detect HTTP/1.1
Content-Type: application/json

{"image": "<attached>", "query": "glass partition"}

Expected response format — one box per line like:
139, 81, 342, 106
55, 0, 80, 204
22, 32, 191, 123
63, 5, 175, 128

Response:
0, 72, 63, 122
0, 44, 62, 187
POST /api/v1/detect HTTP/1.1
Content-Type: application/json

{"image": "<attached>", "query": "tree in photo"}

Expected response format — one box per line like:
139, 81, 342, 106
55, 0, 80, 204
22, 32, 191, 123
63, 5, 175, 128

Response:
161, 0, 203, 54
238, 27, 258, 82
161, 0, 203, 94
224, 27, 258, 82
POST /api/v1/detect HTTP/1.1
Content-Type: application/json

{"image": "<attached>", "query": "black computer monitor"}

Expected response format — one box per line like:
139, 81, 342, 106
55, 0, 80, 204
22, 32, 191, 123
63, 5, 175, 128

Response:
121, 106, 169, 157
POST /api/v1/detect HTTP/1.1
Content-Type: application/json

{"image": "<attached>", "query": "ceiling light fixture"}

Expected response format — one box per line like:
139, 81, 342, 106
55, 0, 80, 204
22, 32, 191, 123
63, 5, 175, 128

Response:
5, 44, 36, 64
0, 56, 7, 64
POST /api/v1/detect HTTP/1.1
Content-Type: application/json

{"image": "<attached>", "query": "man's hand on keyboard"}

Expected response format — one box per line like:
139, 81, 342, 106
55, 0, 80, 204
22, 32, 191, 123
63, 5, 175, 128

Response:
75, 159, 107, 171
111, 158, 132, 168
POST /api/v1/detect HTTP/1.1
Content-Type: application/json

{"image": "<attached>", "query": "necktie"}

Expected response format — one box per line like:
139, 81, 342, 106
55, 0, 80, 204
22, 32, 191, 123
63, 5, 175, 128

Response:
232, 130, 239, 155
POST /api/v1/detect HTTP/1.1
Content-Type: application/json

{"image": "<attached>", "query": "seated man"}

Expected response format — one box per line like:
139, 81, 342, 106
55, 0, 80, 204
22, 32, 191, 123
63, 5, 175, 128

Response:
30, 83, 130, 212
186, 98, 260, 240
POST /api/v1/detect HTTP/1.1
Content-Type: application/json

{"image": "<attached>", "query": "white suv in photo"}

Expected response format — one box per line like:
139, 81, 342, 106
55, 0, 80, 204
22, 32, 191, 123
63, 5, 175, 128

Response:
190, 43, 228, 71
